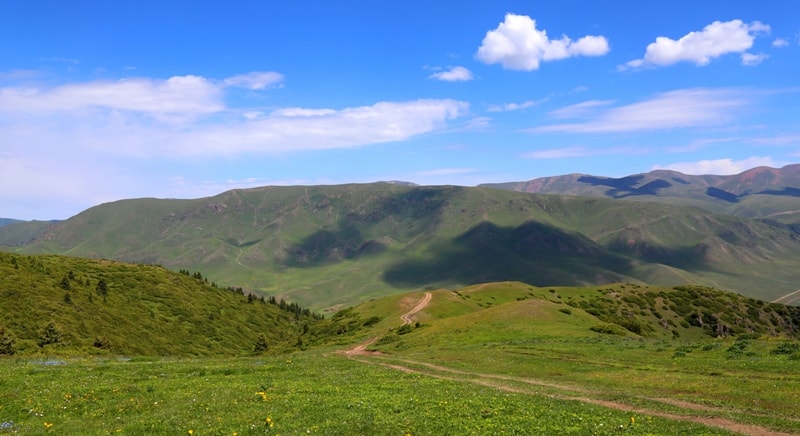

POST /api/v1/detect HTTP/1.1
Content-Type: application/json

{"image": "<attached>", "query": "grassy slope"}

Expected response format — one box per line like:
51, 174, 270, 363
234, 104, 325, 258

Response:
349, 282, 800, 433
18, 184, 800, 309
0, 252, 323, 356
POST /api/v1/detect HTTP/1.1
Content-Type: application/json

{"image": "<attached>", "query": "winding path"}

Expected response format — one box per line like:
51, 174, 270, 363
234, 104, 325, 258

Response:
400, 292, 432, 326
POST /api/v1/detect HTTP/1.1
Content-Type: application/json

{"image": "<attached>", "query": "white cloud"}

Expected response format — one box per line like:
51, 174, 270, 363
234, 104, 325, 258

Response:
486, 98, 546, 112
532, 88, 747, 133
741, 52, 768, 66
0, 75, 223, 116
429, 66, 474, 82
222, 71, 284, 90
772, 37, 790, 47
476, 13, 609, 71
622, 20, 770, 69
653, 157, 781, 175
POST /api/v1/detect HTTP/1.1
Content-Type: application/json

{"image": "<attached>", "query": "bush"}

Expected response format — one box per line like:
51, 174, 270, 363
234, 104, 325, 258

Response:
771, 342, 800, 355
39, 321, 63, 347
0, 326, 16, 355
589, 324, 627, 336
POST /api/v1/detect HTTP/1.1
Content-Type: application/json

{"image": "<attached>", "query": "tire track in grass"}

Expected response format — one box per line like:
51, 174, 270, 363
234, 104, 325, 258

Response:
347, 355, 796, 436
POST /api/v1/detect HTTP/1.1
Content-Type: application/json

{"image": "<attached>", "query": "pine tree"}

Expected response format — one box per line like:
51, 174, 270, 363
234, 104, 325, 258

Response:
39, 321, 63, 347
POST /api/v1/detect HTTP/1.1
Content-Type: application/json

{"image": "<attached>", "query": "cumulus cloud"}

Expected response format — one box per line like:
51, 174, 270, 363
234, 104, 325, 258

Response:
476, 13, 609, 71
428, 66, 474, 82
222, 71, 284, 89
653, 157, 781, 175
622, 20, 770, 69
532, 88, 747, 133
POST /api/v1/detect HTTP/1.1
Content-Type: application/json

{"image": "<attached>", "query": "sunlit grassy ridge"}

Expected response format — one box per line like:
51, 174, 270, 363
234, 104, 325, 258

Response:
347, 282, 800, 433
14, 184, 800, 309
0, 252, 330, 356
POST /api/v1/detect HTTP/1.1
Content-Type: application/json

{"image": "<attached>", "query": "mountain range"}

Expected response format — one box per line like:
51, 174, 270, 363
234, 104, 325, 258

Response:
3, 165, 800, 310
482, 164, 800, 226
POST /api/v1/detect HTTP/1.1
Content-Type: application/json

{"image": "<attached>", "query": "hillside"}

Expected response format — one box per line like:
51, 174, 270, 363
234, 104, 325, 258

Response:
481, 164, 800, 225
354, 282, 800, 348
15, 184, 800, 309
0, 252, 330, 356
0, 219, 59, 246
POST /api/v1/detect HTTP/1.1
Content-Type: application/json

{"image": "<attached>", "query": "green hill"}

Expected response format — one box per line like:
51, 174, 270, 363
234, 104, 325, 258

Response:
15, 184, 800, 309
0, 219, 58, 246
0, 252, 328, 356
354, 282, 800, 351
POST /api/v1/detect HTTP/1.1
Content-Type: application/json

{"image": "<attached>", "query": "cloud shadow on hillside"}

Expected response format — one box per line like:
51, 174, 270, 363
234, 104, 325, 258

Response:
382, 220, 641, 288
282, 187, 457, 267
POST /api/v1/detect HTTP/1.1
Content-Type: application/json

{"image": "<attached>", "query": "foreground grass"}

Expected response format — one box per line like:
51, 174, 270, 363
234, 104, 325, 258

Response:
0, 352, 730, 435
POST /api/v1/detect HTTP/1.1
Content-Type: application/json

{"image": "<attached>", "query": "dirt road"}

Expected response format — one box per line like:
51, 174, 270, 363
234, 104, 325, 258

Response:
400, 291, 432, 326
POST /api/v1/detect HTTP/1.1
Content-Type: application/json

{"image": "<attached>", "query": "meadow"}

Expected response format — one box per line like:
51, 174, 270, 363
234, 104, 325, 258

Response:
0, 352, 740, 435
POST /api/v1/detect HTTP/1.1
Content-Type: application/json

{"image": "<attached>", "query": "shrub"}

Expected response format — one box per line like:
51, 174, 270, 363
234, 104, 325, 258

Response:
558, 308, 572, 315
771, 342, 800, 355
0, 326, 16, 355
39, 321, 64, 347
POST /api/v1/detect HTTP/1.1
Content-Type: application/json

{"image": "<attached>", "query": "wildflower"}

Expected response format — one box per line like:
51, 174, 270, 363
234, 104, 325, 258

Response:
266, 417, 274, 428
188, 430, 193, 435
630, 416, 635, 425
256, 391, 268, 401
44, 422, 53, 428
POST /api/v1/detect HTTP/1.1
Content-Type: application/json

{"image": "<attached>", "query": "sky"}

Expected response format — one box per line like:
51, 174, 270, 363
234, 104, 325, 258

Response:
1, 1, 799, 220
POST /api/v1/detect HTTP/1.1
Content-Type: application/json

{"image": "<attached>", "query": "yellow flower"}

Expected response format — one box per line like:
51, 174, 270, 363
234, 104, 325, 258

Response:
188, 430, 193, 435
44, 422, 53, 428
630, 416, 635, 425
256, 391, 268, 401
266, 417, 274, 428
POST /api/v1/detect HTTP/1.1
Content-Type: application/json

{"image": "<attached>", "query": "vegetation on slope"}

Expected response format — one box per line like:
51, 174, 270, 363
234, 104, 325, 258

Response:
0, 252, 343, 356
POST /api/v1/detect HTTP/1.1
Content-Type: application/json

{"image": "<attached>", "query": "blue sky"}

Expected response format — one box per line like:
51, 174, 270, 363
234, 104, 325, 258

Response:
1, 1, 799, 220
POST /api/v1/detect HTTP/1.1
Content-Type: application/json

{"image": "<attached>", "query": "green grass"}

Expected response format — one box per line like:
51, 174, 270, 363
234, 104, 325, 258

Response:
0, 353, 736, 435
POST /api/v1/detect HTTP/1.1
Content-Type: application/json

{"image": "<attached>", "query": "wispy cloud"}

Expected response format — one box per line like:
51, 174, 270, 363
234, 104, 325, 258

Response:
546, 100, 615, 119
487, 98, 546, 112
621, 20, 771, 70
523, 146, 643, 159
223, 71, 284, 90
531, 88, 748, 133
653, 156, 782, 175
476, 13, 609, 71
0, 74, 469, 157
428, 66, 473, 82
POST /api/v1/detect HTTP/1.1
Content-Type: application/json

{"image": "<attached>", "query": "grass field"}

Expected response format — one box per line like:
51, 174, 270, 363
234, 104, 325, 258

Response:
0, 352, 744, 435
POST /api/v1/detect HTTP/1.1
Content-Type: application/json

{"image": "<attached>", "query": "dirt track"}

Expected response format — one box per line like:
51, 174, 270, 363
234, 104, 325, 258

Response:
400, 291, 432, 326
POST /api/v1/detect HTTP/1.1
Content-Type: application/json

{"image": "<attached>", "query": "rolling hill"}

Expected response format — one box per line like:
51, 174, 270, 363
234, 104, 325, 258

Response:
481, 164, 800, 225
12, 183, 800, 310
0, 252, 327, 356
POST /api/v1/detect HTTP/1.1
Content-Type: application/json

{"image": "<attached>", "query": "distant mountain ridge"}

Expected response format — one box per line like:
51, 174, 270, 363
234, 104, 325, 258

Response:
12, 183, 800, 309
480, 164, 800, 225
